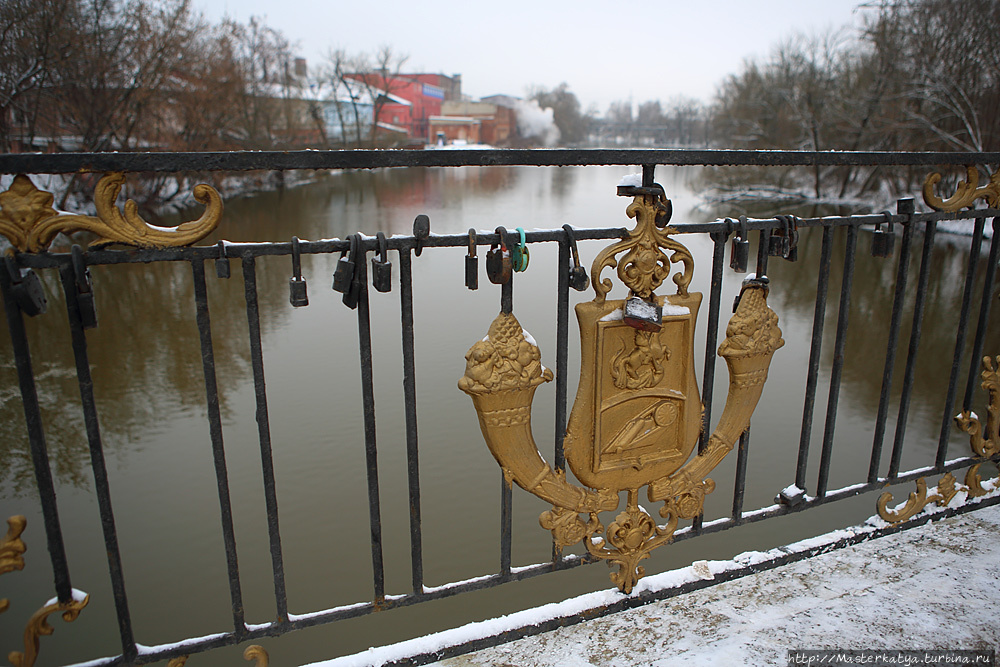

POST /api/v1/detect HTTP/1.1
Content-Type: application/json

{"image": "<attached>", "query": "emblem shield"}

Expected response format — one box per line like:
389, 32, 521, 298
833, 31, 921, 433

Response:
566, 293, 702, 491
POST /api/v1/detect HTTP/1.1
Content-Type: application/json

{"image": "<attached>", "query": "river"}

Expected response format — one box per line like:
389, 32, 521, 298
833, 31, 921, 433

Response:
1, 165, 997, 665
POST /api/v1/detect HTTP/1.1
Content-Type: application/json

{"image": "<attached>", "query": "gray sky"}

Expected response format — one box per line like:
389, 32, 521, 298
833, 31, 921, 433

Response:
193, 0, 870, 113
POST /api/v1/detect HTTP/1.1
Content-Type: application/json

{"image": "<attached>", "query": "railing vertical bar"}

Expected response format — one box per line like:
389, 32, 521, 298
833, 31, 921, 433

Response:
867, 218, 914, 483
240, 253, 288, 621
816, 224, 859, 497
935, 215, 985, 470
355, 254, 386, 601
755, 227, 771, 278
889, 221, 937, 478
693, 230, 727, 534
500, 474, 513, 578
551, 234, 570, 559
554, 235, 570, 473
0, 267, 73, 602
56, 263, 137, 661
961, 217, 1000, 412
795, 225, 834, 490
191, 259, 246, 633
731, 429, 751, 523
398, 248, 423, 595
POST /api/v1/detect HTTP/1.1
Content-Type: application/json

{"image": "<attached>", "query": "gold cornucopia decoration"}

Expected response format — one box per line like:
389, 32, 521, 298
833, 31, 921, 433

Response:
0, 173, 222, 252
460, 184, 784, 593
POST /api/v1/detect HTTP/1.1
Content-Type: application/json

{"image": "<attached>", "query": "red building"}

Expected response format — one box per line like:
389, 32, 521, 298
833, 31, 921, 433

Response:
346, 73, 462, 143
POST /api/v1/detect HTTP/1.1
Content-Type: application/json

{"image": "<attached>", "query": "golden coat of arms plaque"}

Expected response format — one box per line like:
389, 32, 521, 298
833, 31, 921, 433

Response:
460, 183, 783, 593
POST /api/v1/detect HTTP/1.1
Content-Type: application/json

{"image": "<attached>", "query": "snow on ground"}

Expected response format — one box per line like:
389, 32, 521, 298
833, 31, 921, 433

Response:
439, 504, 1000, 667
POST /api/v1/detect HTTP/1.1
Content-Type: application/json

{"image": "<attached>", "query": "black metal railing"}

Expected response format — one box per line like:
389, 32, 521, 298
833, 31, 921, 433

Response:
1, 149, 999, 666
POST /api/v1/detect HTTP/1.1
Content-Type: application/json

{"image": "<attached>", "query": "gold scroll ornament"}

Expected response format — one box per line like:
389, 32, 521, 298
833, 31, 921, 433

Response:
0, 173, 222, 252
923, 165, 1000, 211
878, 355, 1000, 523
460, 185, 784, 593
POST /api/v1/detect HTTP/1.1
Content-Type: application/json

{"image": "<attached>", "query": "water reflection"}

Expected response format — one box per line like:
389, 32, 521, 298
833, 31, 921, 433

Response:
1, 166, 997, 664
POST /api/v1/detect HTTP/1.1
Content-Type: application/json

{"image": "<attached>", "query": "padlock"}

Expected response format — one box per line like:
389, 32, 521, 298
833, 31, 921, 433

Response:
6, 258, 47, 317
341, 234, 363, 310
215, 241, 230, 279
486, 243, 511, 285
563, 224, 589, 291
511, 227, 530, 273
623, 295, 662, 332
371, 231, 392, 293
332, 235, 358, 293
729, 217, 749, 273
413, 214, 430, 256
465, 228, 479, 290
768, 220, 785, 257
288, 237, 309, 307
71, 245, 97, 329
871, 213, 895, 258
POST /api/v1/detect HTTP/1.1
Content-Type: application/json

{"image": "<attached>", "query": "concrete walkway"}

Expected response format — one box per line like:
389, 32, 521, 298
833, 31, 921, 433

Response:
438, 504, 1000, 667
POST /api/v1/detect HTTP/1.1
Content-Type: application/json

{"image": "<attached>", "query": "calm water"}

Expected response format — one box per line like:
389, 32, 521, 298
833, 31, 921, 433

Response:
1, 166, 997, 665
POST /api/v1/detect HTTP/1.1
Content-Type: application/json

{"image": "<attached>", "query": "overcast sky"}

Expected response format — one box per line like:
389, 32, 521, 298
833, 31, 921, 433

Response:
193, 0, 870, 113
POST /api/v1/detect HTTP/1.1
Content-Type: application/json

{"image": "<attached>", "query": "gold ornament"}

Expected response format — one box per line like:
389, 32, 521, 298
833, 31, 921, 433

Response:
460, 187, 783, 593
0, 173, 222, 252
923, 165, 1000, 211
0, 516, 27, 615
877, 474, 958, 524
7, 593, 89, 667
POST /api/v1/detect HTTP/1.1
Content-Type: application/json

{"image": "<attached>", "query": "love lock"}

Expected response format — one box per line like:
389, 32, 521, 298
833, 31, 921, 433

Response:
729, 216, 750, 273
465, 228, 479, 290
563, 224, 589, 291
623, 295, 662, 332
71, 245, 97, 329
486, 227, 512, 285
4, 254, 47, 317
511, 227, 530, 273
288, 236, 308, 307
342, 234, 363, 309
371, 232, 392, 293
332, 234, 358, 294
871, 211, 895, 258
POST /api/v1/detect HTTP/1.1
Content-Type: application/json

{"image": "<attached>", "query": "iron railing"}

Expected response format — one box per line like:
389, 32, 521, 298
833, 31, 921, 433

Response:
1, 149, 999, 666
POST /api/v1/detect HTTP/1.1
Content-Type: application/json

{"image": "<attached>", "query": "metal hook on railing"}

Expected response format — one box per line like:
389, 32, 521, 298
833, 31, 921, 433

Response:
562, 224, 589, 291
216, 240, 230, 279
465, 228, 479, 290
288, 237, 308, 307
71, 244, 98, 328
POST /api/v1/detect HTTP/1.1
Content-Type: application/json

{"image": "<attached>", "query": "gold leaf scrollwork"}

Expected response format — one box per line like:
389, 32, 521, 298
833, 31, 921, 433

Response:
877, 473, 958, 524
0, 173, 222, 252
243, 644, 269, 667
590, 192, 693, 302
954, 356, 1000, 459
1, 516, 27, 615
7, 593, 89, 667
923, 165, 1000, 211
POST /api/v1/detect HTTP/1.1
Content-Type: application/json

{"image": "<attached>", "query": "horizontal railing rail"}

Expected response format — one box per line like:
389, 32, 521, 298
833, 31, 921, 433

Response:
1, 149, 998, 666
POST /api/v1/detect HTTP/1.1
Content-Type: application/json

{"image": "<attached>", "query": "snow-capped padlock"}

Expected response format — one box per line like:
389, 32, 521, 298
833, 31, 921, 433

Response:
623, 295, 662, 332
871, 212, 895, 258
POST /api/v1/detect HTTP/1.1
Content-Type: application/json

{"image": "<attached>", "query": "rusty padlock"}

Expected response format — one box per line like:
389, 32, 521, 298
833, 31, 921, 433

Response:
4, 255, 47, 317
371, 232, 392, 293
563, 224, 588, 291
